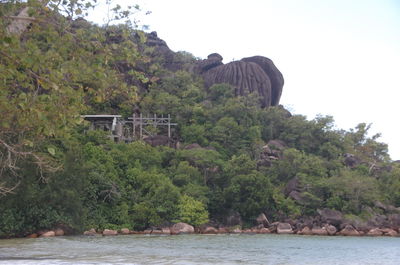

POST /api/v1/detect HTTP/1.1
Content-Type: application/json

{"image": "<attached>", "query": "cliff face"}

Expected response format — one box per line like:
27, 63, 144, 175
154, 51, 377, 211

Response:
144, 32, 284, 108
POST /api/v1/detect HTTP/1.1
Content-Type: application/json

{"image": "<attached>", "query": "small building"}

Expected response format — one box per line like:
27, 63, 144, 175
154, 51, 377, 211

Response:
82, 115, 124, 142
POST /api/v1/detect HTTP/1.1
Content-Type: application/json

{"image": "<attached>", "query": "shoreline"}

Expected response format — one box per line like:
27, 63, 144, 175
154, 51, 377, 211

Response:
3, 221, 399, 240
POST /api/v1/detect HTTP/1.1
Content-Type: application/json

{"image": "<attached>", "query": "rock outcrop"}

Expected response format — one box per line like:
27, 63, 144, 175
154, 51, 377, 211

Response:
143, 32, 284, 108
199, 54, 283, 108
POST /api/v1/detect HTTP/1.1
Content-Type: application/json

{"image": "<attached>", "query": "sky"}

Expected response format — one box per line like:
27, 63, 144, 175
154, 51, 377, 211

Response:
89, 0, 400, 160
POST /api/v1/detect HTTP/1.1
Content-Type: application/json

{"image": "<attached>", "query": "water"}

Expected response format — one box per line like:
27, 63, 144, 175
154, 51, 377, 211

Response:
0, 234, 399, 265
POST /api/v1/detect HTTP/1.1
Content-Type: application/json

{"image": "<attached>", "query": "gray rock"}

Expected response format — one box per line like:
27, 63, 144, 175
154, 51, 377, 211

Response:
277, 223, 293, 234
256, 213, 270, 227
170, 222, 195, 234
317, 208, 343, 226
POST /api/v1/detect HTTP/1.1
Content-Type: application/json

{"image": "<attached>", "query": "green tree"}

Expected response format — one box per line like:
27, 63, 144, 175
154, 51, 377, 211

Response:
175, 195, 209, 227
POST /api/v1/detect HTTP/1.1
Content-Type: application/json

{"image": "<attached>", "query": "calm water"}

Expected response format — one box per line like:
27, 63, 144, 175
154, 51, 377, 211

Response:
0, 234, 399, 265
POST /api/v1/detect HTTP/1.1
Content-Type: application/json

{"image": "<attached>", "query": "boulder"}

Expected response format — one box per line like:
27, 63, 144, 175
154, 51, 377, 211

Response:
225, 211, 242, 226
150, 229, 165, 235
144, 135, 173, 147
40, 231, 55, 238
325, 225, 337, 236
54, 228, 64, 236
277, 223, 293, 234
241, 56, 284, 106
267, 139, 287, 152
367, 214, 389, 228
284, 176, 300, 196
231, 228, 242, 234
170, 222, 194, 234
84, 228, 97, 236
120, 228, 130, 235
202, 226, 219, 234
338, 225, 360, 236
298, 226, 312, 235
203, 60, 273, 107
268, 222, 279, 233
195, 53, 224, 74
102, 229, 118, 236
374, 201, 388, 211
218, 227, 229, 234
184, 143, 202, 150
367, 228, 383, 236
317, 208, 343, 226
257, 228, 271, 234
382, 229, 398, 237
162, 227, 171, 234
26, 233, 38, 238
242, 229, 254, 234
256, 213, 270, 227
388, 214, 400, 228
311, 226, 328, 236
288, 191, 307, 205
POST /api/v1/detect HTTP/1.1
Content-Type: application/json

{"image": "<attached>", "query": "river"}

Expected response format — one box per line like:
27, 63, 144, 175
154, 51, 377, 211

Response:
0, 234, 399, 264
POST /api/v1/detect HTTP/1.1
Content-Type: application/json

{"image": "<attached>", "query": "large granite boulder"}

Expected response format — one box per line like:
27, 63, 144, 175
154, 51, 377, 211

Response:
241, 56, 284, 106
199, 54, 283, 108
170, 222, 195, 234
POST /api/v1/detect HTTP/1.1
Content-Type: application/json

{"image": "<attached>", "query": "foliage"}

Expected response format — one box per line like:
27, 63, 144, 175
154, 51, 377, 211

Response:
0, 0, 398, 238
175, 195, 209, 226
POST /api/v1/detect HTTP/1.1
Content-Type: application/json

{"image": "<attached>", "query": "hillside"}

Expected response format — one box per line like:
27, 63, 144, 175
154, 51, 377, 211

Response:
1, 2, 399, 238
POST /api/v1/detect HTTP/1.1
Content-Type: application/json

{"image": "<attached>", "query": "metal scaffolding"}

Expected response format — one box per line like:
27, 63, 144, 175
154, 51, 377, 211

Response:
82, 114, 177, 142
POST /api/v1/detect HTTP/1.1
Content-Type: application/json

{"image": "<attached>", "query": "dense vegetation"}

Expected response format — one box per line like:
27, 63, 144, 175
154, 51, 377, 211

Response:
1, 1, 399, 238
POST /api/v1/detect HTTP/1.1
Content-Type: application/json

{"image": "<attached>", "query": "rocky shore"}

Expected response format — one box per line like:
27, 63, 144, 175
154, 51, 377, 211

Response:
21, 207, 400, 239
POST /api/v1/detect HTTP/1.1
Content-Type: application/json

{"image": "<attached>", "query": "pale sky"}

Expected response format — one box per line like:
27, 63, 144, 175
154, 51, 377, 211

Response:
89, 0, 400, 160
